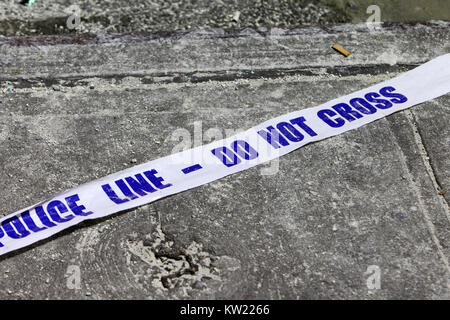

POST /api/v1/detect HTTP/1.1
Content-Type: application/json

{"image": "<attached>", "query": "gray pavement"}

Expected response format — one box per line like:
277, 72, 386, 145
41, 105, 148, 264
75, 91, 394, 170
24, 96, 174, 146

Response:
0, 0, 346, 36
0, 21, 449, 299
2, 0, 449, 36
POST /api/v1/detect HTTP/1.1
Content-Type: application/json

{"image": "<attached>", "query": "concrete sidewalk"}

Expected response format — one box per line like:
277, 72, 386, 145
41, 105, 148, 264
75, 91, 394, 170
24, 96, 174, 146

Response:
0, 22, 449, 299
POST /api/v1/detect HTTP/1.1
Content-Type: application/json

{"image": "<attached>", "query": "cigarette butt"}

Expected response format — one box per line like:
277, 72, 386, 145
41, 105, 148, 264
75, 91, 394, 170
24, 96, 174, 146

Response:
332, 43, 351, 57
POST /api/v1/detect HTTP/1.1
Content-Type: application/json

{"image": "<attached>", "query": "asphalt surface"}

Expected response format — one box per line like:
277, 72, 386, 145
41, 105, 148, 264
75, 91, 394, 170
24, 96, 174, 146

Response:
0, 21, 449, 299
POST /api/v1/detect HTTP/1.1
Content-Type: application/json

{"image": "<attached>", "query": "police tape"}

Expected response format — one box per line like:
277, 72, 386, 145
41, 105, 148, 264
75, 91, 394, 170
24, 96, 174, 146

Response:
1, 54, 450, 256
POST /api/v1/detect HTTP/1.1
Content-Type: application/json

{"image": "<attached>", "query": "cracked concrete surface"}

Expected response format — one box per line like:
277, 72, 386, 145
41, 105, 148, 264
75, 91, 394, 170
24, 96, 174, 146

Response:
0, 22, 449, 299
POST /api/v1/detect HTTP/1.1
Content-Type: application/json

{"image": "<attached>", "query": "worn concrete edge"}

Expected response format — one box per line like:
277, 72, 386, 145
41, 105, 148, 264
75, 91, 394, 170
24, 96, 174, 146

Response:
0, 21, 449, 82
1, 21, 449, 46
0, 64, 419, 88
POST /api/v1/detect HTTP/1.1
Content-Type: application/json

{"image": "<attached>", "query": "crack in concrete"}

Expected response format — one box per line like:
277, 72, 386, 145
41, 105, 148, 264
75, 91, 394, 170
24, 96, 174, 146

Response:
386, 115, 450, 278
404, 110, 450, 213
0, 64, 418, 88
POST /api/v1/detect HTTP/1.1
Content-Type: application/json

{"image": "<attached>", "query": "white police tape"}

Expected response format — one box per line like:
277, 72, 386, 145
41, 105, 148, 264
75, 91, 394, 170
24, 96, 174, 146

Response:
1, 54, 450, 256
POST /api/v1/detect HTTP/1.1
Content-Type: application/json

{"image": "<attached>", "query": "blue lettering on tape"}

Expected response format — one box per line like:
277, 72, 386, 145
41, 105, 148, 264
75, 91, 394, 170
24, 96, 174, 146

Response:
211, 140, 259, 167
182, 164, 203, 174
258, 116, 317, 148
102, 169, 172, 205
318, 86, 408, 128
0, 194, 93, 247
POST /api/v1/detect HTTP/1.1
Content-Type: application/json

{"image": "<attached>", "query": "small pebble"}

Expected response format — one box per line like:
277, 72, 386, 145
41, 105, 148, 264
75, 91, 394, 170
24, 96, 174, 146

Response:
130, 158, 137, 164
192, 280, 206, 290
142, 238, 153, 247
89, 84, 95, 89
232, 11, 241, 22
52, 85, 60, 91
